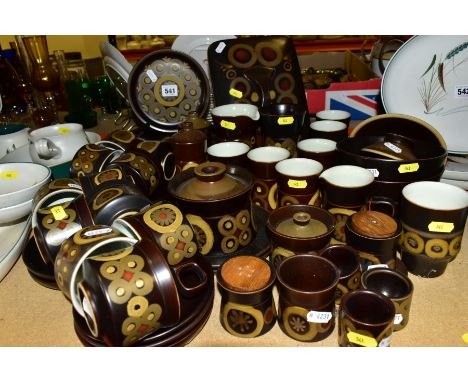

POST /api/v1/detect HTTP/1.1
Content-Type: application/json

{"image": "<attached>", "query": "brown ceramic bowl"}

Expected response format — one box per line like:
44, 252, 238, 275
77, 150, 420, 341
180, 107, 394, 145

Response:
336, 135, 447, 182
259, 103, 307, 140
275, 158, 323, 196
266, 204, 335, 267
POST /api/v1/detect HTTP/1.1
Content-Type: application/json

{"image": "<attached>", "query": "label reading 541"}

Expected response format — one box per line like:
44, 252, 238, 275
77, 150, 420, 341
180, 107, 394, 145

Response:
161, 84, 178, 98
455, 85, 468, 98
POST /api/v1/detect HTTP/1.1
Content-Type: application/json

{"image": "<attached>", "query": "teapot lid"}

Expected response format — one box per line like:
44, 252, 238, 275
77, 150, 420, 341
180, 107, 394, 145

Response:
276, 211, 328, 238
186, 111, 210, 130
172, 161, 251, 201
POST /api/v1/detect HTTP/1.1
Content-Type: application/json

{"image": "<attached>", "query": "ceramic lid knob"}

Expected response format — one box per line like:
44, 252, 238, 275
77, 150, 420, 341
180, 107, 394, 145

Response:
220, 256, 271, 292
276, 211, 328, 238
351, 210, 397, 238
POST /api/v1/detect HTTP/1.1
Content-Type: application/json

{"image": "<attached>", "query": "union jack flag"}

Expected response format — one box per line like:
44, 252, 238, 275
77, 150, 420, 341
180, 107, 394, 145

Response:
325, 89, 381, 120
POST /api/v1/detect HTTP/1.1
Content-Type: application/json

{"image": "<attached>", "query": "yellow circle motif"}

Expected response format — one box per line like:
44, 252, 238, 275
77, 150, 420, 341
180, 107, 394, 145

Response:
222, 302, 263, 338
449, 235, 462, 257
425, 238, 449, 258
186, 214, 214, 255
403, 231, 424, 254
143, 203, 183, 234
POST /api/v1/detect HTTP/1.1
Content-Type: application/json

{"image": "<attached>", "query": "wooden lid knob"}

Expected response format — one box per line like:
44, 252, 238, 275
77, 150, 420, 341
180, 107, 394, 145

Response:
220, 256, 271, 292
351, 210, 397, 238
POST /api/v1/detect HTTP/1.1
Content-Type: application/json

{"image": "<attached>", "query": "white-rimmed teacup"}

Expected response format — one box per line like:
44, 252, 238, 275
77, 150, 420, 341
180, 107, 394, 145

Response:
316, 109, 351, 126
207, 141, 250, 168
309, 120, 348, 142
297, 138, 337, 170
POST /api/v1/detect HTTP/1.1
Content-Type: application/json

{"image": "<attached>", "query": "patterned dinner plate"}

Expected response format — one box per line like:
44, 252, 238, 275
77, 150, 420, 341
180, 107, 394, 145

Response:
127, 49, 210, 135
381, 35, 468, 154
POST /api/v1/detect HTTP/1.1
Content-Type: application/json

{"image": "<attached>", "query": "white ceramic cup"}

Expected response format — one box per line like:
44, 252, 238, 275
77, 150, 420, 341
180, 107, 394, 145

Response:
29, 123, 89, 167
0, 124, 30, 159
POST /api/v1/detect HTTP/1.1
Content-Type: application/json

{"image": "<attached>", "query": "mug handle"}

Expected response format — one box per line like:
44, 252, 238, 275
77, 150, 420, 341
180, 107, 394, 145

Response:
172, 261, 208, 298
378, 38, 405, 75
367, 197, 398, 218
34, 138, 61, 159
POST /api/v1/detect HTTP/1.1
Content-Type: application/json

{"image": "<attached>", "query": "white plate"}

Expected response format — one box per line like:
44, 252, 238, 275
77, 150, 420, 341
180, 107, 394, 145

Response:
443, 161, 468, 181
381, 35, 468, 154
172, 35, 236, 79
103, 56, 131, 100
0, 214, 32, 282
440, 177, 468, 190
99, 41, 133, 74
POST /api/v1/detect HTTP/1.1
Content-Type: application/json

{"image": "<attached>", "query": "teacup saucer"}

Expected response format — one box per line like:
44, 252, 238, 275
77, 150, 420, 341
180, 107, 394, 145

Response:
73, 254, 214, 347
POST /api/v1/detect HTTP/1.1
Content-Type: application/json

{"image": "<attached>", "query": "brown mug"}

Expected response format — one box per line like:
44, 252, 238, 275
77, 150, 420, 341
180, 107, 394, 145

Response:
69, 143, 122, 178
276, 254, 339, 342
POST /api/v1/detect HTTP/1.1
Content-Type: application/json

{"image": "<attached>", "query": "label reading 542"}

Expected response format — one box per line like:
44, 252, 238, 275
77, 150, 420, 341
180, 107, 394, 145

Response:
455, 85, 468, 98
161, 84, 179, 98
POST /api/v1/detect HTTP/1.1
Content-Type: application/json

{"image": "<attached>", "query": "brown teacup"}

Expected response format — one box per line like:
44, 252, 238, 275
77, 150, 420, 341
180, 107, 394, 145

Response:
207, 141, 250, 168
247, 146, 290, 211
54, 225, 137, 308
276, 254, 339, 342
77, 238, 181, 346
399, 181, 468, 277
361, 268, 414, 332
69, 143, 122, 178
338, 289, 395, 347
217, 256, 276, 338
112, 201, 209, 297
275, 158, 323, 208
309, 120, 348, 142
297, 138, 337, 170
319, 245, 361, 304
315, 109, 351, 127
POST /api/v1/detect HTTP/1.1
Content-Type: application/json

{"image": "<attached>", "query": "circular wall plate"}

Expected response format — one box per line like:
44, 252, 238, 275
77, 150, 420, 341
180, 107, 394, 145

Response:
127, 49, 210, 135
103, 56, 131, 101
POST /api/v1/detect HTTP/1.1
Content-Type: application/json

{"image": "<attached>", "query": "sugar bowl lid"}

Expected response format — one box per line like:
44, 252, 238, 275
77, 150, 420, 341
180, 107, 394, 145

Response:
276, 211, 328, 238
350, 210, 398, 238
170, 161, 253, 201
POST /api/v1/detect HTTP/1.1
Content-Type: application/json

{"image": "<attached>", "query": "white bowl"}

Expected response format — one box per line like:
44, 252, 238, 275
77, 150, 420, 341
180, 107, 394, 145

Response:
0, 199, 33, 225
0, 162, 51, 208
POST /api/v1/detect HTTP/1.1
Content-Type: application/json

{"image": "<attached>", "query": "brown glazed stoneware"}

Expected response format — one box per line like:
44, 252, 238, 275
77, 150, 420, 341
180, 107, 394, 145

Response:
315, 109, 351, 127
259, 103, 307, 140
111, 201, 209, 298
361, 268, 414, 332
84, 180, 151, 226
78, 165, 138, 197
319, 245, 362, 304
165, 121, 207, 173
77, 238, 182, 346
32, 178, 85, 264
247, 146, 290, 211
308, 120, 348, 142
70, 143, 122, 178
54, 225, 136, 307
217, 255, 276, 338
109, 129, 142, 150
276, 254, 339, 342
266, 204, 335, 267
297, 138, 337, 170
207, 141, 250, 168
399, 181, 468, 278
345, 210, 402, 270
338, 289, 395, 347
361, 133, 417, 161
275, 158, 323, 196
167, 162, 255, 266
336, 136, 447, 182
210, 104, 260, 148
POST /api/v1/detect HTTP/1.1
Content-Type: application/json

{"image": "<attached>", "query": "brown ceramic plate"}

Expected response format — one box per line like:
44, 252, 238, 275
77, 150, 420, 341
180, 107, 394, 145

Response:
21, 237, 58, 290
207, 36, 307, 113
73, 254, 214, 347
127, 49, 210, 135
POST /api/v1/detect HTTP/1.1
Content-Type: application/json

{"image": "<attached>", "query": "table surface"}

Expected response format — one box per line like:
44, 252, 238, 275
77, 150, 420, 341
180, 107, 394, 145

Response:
0, 221, 467, 347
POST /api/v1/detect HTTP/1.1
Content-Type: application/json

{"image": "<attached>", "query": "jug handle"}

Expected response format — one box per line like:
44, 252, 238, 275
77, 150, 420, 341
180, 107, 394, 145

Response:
172, 261, 208, 298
